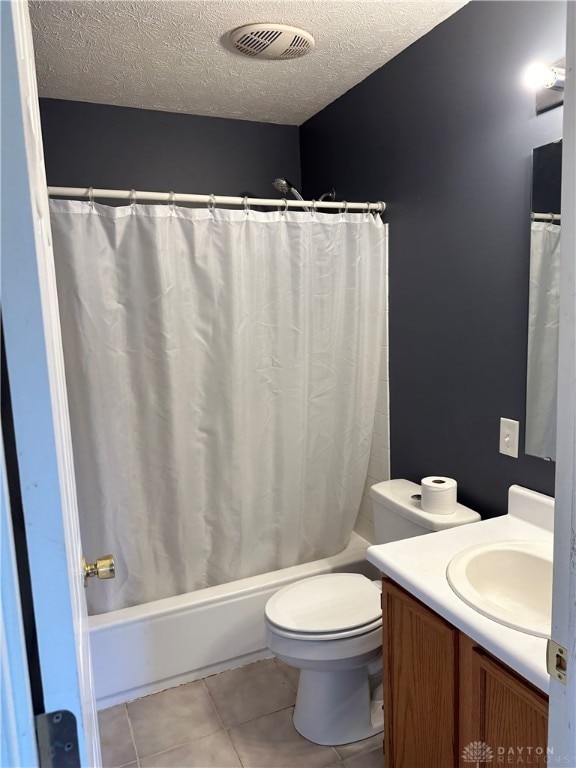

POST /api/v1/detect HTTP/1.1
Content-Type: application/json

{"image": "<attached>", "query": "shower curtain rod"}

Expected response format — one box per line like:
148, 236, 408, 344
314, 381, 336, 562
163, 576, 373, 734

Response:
532, 212, 561, 221
47, 187, 386, 213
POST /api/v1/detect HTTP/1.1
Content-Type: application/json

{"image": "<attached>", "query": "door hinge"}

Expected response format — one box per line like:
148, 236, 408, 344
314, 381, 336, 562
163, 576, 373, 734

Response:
35, 710, 80, 767
546, 638, 568, 684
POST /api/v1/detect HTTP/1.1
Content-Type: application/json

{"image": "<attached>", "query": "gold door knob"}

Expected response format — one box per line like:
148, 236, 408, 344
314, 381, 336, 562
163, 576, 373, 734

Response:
83, 555, 115, 586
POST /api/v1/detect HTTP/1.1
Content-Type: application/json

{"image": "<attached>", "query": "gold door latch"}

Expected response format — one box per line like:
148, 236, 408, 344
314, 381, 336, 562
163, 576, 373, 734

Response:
83, 555, 115, 586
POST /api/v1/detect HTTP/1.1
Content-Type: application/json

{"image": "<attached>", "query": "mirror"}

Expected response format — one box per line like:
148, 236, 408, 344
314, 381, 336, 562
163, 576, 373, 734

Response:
525, 139, 562, 461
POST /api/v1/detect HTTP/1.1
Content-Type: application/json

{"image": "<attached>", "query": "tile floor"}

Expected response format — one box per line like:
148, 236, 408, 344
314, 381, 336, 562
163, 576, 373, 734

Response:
98, 658, 384, 768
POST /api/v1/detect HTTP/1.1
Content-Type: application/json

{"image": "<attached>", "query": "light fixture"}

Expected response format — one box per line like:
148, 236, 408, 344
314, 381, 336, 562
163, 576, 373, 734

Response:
524, 58, 566, 115
523, 61, 565, 92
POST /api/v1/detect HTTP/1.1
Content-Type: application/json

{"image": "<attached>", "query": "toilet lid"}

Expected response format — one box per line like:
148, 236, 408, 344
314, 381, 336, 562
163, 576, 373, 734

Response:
267, 615, 382, 642
265, 574, 381, 634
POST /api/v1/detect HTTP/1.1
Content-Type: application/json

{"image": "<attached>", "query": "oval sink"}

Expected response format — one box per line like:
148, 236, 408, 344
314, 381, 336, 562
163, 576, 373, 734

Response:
446, 540, 553, 638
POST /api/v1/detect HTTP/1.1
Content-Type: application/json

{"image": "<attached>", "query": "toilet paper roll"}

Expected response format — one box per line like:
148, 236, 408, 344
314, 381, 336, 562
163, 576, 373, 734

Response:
420, 476, 457, 515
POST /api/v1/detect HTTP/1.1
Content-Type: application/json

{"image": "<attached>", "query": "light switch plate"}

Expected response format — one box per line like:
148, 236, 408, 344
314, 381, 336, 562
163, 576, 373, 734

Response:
500, 418, 519, 458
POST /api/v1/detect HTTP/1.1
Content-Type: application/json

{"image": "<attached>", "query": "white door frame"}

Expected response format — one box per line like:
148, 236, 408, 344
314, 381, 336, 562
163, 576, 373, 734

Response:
1, 438, 38, 768
1, 1, 100, 764
549, 1, 576, 763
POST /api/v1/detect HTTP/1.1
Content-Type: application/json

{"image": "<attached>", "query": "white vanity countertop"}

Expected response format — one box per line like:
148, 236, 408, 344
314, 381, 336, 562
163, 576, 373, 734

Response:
366, 485, 553, 694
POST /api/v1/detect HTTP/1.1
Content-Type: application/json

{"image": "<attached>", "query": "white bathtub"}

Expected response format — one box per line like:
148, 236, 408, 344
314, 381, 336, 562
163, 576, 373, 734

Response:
89, 532, 376, 708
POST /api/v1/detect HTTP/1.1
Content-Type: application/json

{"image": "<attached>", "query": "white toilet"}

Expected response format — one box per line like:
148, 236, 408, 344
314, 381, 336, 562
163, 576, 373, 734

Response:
265, 478, 480, 746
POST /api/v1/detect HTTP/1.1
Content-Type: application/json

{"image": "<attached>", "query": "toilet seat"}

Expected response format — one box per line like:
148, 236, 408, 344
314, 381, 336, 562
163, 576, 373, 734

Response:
265, 573, 381, 639
266, 615, 382, 641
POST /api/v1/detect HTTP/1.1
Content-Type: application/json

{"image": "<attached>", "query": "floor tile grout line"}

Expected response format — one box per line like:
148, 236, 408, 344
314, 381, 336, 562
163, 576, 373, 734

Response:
125, 681, 224, 764
203, 660, 297, 730
224, 703, 296, 733
221, 704, 342, 768
329, 745, 342, 764
202, 678, 246, 767
131, 741, 217, 767
123, 702, 142, 766
200, 678, 227, 732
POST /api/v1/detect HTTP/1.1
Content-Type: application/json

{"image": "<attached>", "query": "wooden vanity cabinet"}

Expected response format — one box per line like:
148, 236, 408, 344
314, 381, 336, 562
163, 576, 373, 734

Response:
382, 579, 458, 767
458, 633, 548, 767
382, 578, 549, 768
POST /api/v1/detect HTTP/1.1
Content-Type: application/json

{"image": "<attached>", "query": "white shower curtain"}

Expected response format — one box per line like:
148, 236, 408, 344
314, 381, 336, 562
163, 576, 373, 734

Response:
50, 201, 386, 614
525, 221, 561, 461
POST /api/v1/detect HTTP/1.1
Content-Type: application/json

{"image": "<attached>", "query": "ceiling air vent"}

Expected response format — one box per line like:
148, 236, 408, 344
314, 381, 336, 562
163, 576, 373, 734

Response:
228, 24, 315, 60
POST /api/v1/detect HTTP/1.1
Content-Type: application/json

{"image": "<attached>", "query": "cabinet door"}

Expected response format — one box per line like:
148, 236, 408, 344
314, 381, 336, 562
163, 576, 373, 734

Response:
459, 634, 548, 767
383, 579, 458, 768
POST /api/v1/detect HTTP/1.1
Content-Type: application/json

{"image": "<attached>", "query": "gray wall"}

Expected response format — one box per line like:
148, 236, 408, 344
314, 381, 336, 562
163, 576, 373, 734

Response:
39, 99, 301, 200
301, 1, 565, 517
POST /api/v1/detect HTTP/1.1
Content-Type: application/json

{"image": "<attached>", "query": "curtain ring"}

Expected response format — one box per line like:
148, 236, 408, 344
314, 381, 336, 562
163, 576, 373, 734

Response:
311, 200, 317, 216
281, 198, 288, 216
88, 186, 95, 209
340, 200, 348, 217
130, 189, 137, 209
365, 202, 371, 220
243, 196, 250, 215
169, 191, 176, 212
207, 193, 216, 214
368, 202, 379, 221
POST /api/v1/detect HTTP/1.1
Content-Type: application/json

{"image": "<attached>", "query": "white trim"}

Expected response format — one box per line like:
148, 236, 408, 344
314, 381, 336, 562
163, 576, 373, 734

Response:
0, 440, 38, 768
549, 1, 576, 762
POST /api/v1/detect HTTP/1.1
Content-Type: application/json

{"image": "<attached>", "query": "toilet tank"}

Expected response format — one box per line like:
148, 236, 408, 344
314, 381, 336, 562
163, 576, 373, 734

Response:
370, 479, 481, 544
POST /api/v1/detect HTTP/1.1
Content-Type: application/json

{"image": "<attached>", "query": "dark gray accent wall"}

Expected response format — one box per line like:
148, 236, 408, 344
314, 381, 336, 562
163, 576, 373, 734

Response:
301, 1, 565, 517
532, 140, 562, 213
39, 99, 300, 200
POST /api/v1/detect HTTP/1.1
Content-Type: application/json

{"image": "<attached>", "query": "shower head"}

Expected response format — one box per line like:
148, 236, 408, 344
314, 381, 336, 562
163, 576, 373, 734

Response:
273, 177, 295, 195
272, 177, 309, 211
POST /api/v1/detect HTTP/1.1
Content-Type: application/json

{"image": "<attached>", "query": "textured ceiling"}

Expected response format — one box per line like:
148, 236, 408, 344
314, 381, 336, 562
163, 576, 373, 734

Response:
30, 1, 467, 126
